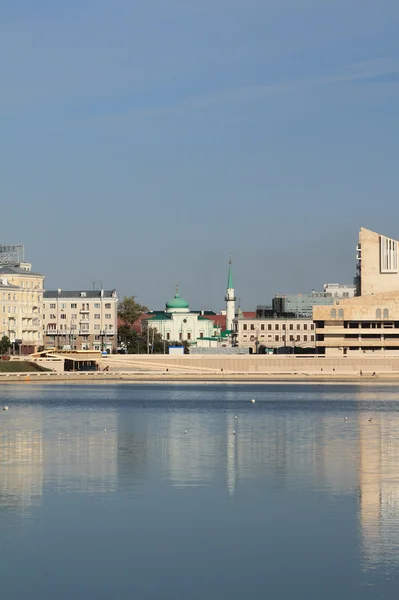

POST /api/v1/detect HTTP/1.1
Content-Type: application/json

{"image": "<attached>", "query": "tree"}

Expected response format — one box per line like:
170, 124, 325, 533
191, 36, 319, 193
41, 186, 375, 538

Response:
0, 335, 12, 355
118, 296, 148, 328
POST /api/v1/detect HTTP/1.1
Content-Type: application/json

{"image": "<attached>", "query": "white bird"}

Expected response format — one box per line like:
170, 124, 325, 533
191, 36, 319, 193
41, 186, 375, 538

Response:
184, 430, 187, 435
251, 399, 256, 404
344, 417, 348, 421
3, 406, 9, 411
104, 428, 107, 432
233, 430, 236, 435
235, 415, 238, 419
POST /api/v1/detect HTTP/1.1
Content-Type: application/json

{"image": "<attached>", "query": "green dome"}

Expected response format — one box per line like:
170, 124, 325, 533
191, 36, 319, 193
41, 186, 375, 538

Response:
166, 290, 189, 310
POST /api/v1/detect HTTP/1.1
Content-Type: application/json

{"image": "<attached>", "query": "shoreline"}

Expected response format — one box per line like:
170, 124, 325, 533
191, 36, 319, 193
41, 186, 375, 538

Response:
1, 371, 399, 385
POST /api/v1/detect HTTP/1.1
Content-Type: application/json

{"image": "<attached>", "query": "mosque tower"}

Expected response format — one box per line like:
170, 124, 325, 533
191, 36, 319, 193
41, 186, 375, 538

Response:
225, 257, 236, 332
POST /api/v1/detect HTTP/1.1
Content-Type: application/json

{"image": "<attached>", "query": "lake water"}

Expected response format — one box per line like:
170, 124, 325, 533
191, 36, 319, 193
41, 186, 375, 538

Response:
1, 383, 399, 599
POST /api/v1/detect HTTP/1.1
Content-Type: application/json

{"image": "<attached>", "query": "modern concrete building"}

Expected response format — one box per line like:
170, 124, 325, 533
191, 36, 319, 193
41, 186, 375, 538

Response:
43, 289, 118, 352
233, 315, 315, 353
314, 228, 399, 356
0, 263, 45, 354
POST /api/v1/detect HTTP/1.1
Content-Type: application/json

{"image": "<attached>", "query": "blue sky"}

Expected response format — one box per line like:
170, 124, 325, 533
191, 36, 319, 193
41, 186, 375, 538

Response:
1, 0, 399, 310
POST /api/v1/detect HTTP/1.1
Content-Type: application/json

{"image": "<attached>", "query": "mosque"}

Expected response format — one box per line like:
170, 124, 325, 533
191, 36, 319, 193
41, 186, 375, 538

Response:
144, 259, 236, 347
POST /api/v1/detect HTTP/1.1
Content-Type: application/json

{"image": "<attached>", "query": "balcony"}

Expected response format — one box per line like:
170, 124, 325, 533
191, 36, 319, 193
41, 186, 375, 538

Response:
79, 308, 90, 314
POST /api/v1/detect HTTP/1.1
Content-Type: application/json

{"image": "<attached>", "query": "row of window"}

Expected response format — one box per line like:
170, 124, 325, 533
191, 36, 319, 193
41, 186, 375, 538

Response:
48, 302, 112, 310
1, 293, 41, 302
242, 323, 314, 331
330, 308, 390, 319
243, 334, 315, 342
46, 324, 114, 331
45, 313, 112, 320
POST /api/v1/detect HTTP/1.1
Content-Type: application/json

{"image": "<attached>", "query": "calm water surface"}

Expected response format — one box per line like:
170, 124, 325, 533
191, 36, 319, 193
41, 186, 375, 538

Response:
1, 383, 399, 599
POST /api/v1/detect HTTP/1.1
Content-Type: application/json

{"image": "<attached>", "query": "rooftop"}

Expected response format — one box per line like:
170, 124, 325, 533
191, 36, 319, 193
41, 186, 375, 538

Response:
44, 290, 117, 299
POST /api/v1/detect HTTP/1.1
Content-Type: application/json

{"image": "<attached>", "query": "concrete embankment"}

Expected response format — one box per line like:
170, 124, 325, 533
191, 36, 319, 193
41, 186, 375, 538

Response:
2, 354, 399, 384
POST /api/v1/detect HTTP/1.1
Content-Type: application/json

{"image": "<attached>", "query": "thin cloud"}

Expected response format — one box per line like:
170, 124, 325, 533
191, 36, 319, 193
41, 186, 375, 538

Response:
89, 55, 399, 128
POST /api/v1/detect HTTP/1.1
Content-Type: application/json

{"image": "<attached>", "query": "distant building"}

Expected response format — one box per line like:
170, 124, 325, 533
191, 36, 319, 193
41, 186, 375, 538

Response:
233, 314, 315, 354
315, 228, 399, 356
43, 289, 118, 352
323, 283, 356, 298
0, 262, 44, 354
271, 293, 335, 319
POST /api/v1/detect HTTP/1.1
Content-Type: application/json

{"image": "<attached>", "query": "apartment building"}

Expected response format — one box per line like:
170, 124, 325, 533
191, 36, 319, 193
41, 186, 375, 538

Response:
43, 289, 118, 352
234, 316, 315, 353
0, 263, 45, 354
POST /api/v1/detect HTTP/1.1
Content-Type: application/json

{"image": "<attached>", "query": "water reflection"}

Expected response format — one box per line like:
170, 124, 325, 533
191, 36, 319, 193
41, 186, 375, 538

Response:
3, 383, 399, 580
0, 407, 43, 508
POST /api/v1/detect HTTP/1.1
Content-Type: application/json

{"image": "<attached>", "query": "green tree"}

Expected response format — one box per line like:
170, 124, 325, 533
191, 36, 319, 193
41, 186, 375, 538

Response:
118, 296, 148, 327
0, 335, 12, 354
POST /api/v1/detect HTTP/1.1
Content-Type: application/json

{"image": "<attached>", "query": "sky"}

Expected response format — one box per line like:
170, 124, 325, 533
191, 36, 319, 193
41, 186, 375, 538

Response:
1, 0, 399, 311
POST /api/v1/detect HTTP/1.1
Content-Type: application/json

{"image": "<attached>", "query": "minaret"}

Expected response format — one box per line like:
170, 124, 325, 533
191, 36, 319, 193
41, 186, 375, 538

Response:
225, 257, 236, 332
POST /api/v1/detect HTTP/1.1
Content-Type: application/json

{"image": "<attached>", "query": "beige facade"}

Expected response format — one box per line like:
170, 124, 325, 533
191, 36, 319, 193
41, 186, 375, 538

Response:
234, 317, 315, 353
357, 227, 399, 296
0, 263, 44, 354
315, 227, 399, 356
43, 290, 118, 352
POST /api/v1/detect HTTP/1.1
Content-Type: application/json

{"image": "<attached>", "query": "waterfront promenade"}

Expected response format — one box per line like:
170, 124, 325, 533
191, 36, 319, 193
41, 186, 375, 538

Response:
2, 354, 399, 383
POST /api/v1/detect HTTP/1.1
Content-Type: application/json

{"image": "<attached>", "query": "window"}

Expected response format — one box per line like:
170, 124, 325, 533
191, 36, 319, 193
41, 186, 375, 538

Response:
50, 303, 56, 309
275, 335, 279, 342
282, 324, 286, 330
304, 335, 308, 341
71, 303, 77, 309
243, 324, 247, 330
268, 324, 272, 330
50, 314, 56, 320
94, 324, 100, 330
311, 324, 314, 330
376, 308, 382, 319
261, 324, 265, 330
105, 314, 111, 319
296, 335, 300, 341
94, 314, 100, 319
60, 303, 66, 309
330, 308, 336, 318
290, 324, 293, 330
105, 303, 111, 309
250, 324, 255, 330
71, 314, 77, 320
95, 335, 101, 341
200, 332, 203, 338
338, 309, 344, 319
94, 303, 100, 309
297, 324, 300, 330
60, 314, 66, 320
167, 333, 170, 340
290, 335, 294, 341
380, 235, 398, 273
188, 332, 191, 340
383, 308, 389, 319
275, 324, 279, 331
311, 335, 315, 341
304, 324, 307, 330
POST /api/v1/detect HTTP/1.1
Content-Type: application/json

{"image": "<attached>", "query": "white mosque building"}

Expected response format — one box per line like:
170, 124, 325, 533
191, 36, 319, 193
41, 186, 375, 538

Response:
144, 260, 236, 347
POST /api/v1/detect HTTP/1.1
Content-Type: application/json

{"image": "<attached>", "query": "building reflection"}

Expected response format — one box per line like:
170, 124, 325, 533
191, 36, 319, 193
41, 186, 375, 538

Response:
45, 411, 118, 494
0, 408, 44, 508
357, 400, 399, 570
0, 408, 118, 509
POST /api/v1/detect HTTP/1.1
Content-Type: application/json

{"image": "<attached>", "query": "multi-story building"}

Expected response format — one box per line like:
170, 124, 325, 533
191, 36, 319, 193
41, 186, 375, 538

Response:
268, 284, 355, 320
43, 289, 118, 352
315, 228, 399, 356
0, 263, 45, 354
233, 315, 315, 353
